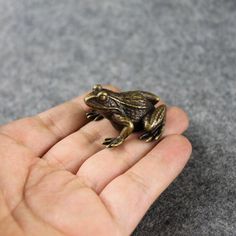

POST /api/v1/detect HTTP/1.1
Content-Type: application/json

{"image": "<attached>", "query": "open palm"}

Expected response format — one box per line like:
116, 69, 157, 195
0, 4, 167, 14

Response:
0, 86, 191, 236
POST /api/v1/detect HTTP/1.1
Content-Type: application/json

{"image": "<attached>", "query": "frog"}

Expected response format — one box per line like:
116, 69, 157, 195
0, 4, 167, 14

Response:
84, 84, 167, 148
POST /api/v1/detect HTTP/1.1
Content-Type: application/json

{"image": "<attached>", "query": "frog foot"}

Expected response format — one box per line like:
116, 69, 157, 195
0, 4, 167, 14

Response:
103, 137, 124, 148
86, 111, 104, 121
139, 132, 163, 142
139, 132, 155, 142
139, 125, 164, 142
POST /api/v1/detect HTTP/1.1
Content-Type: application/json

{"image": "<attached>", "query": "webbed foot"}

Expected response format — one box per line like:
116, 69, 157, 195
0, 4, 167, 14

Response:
139, 132, 155, 142
140, 104, 166, 143
103, 136, 124, 148
139, 124, 164, 143
86, 110, 104, 121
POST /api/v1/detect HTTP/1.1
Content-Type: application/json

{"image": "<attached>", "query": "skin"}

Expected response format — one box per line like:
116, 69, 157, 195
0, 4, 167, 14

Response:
0, 86, 192, 236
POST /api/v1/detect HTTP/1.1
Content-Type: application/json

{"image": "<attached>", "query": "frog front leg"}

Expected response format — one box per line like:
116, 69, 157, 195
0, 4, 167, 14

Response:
139, 104, 167, 142
86, 110, 104, 121
103, 114, 134, 148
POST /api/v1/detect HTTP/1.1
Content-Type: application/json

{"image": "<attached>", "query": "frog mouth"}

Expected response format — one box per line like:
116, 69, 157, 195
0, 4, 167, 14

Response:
84, 95, 108, 110
84, 94, 95, 104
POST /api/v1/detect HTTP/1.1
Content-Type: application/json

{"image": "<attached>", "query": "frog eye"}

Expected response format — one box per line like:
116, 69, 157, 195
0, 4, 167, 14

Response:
98, 91, 108, 101
93, 84, 102, 92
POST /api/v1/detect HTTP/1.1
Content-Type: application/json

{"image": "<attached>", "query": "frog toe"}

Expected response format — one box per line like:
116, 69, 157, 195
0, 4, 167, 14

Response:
86, 111, 103, 121
139, 132, 157, 142
103, 137, 124, 148
139, 132, 149, 140
107, 142, 118, 148
139, 132, 154, 141
102, 138, 114, 145
152, 125, 164, 142
154, 134, 163, 142
94, 115, 104, 121
86, 113, 96, 120
144, 135, 155, 142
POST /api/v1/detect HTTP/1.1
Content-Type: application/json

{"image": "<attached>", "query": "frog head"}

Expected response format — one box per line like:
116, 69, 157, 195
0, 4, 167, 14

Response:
84, 84, 121, 112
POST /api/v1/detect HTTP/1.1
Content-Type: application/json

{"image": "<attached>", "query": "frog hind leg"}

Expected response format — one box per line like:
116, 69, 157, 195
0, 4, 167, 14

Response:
140, 91, 160, 105
139, 104, 167, 142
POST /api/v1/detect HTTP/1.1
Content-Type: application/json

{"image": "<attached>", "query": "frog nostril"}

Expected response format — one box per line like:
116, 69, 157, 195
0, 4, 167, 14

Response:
84, 94, 96, 104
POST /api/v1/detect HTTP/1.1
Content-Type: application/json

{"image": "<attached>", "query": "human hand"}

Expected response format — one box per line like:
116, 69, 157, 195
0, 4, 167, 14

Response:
0, 86, 191, 236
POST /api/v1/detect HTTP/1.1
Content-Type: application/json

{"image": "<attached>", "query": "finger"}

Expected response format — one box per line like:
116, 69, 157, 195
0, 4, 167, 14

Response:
43, 106, 188, 174
42, 118, 118, 173
0, 85, 118, 157
100, 135, 192, 235
77, 107, 189, 192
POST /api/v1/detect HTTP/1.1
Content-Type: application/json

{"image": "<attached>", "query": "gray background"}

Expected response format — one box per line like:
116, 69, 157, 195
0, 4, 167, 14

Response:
0, 0, 235, 235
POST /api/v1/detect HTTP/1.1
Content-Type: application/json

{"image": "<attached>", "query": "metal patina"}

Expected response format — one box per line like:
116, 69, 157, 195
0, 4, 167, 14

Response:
84, 84, 166, 148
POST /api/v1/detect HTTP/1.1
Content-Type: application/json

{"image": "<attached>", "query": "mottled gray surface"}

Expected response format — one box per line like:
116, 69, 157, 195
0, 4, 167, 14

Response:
0, 0, 236, 235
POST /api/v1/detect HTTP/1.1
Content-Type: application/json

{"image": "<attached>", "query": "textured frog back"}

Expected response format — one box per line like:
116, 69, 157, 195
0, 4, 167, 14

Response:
112, 91, 150, 109
111, 91, 153, 122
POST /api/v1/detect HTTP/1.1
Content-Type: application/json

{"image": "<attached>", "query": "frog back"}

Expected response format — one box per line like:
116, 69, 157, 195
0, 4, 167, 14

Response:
112, 91, 153, 122
112, 91, 151, 109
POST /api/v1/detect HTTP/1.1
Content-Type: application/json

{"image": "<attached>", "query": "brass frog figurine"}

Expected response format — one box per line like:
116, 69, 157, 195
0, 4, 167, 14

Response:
84, 84, 166, 148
